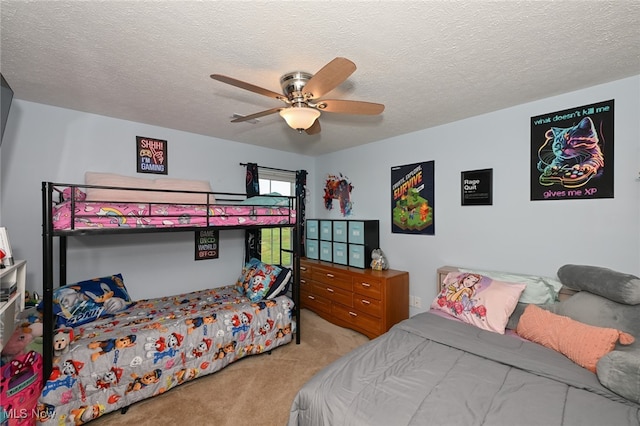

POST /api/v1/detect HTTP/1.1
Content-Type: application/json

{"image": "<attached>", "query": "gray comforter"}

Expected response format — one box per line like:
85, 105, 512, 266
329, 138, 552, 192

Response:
289, 312, 640, 426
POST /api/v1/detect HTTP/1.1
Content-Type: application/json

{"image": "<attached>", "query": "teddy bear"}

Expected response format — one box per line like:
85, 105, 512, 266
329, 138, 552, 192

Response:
370, 248, 389, 271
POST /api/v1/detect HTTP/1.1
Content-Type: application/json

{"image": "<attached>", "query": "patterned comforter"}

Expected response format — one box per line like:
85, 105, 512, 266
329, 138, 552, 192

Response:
52, 200, 295, 231
38, 286, 293, 424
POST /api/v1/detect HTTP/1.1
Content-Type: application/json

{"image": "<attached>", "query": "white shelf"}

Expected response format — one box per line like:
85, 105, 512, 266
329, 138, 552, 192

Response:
0, 259, 27, 353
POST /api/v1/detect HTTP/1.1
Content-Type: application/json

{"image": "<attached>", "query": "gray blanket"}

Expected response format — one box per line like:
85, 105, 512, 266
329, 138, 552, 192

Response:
289, 312, 640, 426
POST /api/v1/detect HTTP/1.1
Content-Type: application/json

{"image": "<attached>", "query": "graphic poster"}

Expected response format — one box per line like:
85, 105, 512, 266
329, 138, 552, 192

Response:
461, 168, 493, 206
136, 136, 168, 175
391, 161, 435, 235
195, 230, 219, 260
531, 99, 614, 201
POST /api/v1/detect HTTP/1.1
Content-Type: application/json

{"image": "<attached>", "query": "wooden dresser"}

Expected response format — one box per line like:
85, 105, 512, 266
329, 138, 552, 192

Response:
300, 258, 409, 339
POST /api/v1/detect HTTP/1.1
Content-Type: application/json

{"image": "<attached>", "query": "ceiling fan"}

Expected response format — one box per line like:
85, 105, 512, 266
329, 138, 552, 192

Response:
210, 57, 384, 135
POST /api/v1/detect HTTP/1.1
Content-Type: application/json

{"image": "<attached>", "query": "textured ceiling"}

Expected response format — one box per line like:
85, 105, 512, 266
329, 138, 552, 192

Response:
1, 1, 639, 156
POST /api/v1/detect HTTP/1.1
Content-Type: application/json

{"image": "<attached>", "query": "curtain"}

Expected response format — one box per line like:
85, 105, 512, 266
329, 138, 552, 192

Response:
245, 163, 260, 262
296, 169, 308, 257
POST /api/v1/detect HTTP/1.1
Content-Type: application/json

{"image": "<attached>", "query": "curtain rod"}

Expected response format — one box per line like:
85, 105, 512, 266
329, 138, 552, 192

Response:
239, 163, 297, 174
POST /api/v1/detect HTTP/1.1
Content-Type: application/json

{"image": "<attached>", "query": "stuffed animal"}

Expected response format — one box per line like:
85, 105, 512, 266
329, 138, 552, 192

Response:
53, 327, 74, 357
370, 248, 389, 271
1, 322, 42, 362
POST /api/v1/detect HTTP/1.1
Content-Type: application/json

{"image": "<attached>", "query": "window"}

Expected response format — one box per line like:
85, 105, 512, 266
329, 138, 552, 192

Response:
258, 169, 295, 267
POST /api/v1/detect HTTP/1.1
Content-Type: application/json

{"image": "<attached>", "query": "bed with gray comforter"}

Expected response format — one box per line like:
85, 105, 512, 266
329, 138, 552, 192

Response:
288, 311, 640, 426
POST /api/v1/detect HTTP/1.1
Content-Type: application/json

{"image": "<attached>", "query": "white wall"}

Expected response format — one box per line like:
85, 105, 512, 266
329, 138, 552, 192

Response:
0, 100, 315, 299
2, 76, 638, 312
311, 76, 640, 316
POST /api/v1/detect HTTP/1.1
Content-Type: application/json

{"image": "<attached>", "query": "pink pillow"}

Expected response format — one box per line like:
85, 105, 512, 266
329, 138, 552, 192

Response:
430, 272, 525, 334
516, 304, 635, 373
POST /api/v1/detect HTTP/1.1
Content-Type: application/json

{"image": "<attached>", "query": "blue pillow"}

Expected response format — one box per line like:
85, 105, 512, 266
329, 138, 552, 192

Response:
236, 258, 284, 302
41, 274, 133, 328
239, 193, 290, 206
265, 267, 292, 299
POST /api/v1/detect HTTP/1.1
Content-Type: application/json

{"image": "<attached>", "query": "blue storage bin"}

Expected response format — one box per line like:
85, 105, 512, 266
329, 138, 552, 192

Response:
306, 220, 319, 239
320, 241, 333, 262
306, 239, 319, 259
332, 242, 348, 265
348, 221, 365, 244
332, 221, 348, 243
320, 220, 333, 241
349, 244, 366, 268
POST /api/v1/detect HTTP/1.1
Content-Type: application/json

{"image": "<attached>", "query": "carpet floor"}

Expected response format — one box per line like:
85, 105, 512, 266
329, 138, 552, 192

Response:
90, 309, 370, 426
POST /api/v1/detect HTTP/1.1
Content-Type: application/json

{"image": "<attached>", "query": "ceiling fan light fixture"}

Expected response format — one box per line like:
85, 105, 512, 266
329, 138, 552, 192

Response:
279, 107, 321, 131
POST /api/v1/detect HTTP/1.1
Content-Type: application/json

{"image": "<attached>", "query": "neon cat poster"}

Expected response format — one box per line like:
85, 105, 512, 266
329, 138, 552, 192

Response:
391, 161, 435, 235
530, 100, 614, 201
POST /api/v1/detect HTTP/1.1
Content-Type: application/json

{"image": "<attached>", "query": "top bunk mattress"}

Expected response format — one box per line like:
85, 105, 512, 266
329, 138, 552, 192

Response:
46, 182, 296, 232
52, 200, 296, 231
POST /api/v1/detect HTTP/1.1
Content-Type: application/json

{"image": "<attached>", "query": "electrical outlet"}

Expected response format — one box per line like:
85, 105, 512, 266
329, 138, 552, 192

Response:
409, 295, 422, 308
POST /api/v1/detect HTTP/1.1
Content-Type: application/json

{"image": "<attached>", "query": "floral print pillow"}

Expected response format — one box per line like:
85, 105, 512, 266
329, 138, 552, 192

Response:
430, 272, 525, 334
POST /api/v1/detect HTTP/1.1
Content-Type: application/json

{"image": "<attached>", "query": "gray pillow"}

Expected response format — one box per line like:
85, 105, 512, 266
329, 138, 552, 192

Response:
557, 264, 640, 305
597, 349, 640, 404
549, 291, 639, 339
550, 290, 640, 404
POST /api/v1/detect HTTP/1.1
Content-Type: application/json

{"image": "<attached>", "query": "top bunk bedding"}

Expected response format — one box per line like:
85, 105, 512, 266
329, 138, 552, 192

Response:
44, 179, 296, 233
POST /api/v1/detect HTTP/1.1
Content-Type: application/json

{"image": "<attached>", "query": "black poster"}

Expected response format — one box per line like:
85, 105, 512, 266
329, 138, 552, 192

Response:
136, 136, 168, 175
391, 161, 435, 235
531, 100, 614, 201
461, 169, 493, 206
195, 230, 219, 260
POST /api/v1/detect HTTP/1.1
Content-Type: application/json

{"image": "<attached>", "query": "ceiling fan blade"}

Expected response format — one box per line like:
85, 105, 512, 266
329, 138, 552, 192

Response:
211, 74, 286, 101
303, 57, 356, 99
230, 107, 282, 123
305, 119, 321, 135
316, 99, 385, 115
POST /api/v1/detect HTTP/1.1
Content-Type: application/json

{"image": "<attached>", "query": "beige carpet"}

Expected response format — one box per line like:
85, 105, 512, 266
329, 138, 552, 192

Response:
90, 309, 370, 426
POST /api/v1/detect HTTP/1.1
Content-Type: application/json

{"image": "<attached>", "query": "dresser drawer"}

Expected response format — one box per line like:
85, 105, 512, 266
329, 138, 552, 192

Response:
312, 282, 353, 308
353, 295, 382, 318
312, 266, 353, 292
353, 276, 382, 299
301, 287, 331, 315
300, 262, 312, 280
332, 304, 382, 337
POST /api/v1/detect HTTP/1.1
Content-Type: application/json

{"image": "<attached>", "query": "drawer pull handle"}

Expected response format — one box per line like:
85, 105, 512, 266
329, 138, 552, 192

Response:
301, 266, 307, 271
308, 295, 315, 300
301, 279, 306, 284
326, 288, 334, 293
361, 282, 371, 288
326, 273, 335, 278
348, 311, 358, 317
361, 299, 371, 305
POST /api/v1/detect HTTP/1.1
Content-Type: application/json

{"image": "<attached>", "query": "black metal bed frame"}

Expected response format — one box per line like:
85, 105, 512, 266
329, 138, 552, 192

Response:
41, 181, 303, 378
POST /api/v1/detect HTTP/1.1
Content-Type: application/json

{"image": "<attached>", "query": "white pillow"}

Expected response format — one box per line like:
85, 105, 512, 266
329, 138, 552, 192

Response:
84, 172, 213, 204
458, 268, 562, 304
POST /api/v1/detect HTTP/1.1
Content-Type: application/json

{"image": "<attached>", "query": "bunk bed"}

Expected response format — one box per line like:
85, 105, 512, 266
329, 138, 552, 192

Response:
39, 176, 303, 424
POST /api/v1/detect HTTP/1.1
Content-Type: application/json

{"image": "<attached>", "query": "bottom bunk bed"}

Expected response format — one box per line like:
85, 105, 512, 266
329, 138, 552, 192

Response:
37, 277, 294, 425
289, 264, 640, 426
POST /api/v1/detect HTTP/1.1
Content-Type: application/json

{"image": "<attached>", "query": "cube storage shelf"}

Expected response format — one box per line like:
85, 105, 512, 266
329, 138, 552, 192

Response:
305, 219, 379, 268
